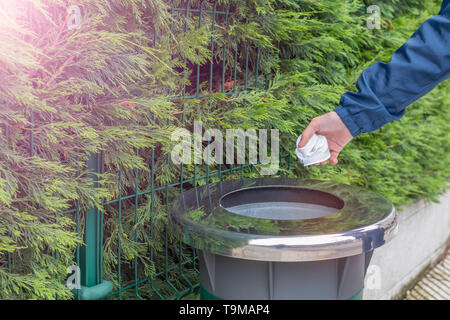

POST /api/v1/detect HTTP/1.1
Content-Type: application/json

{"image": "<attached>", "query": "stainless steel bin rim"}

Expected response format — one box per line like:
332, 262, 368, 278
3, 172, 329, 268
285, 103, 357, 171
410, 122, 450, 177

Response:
170, 178, 398, 262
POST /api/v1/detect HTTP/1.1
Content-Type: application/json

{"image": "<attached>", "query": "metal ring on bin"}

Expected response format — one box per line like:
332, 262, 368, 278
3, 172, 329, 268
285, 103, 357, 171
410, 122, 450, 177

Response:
170, 178, 398, 262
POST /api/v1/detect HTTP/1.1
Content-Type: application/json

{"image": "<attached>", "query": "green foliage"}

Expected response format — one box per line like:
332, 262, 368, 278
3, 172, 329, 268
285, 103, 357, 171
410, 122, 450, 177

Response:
0, 0, 447, 299
227, 0, 450, 207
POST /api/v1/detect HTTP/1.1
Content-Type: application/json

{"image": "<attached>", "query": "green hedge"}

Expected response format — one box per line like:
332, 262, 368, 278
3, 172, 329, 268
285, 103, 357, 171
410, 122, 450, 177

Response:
0, 0, 447, 299
230, 0, 450, 207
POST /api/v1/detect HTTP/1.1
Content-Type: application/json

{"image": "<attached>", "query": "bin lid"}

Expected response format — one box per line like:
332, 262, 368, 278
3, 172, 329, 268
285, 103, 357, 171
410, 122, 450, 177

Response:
170, 178, 397, 261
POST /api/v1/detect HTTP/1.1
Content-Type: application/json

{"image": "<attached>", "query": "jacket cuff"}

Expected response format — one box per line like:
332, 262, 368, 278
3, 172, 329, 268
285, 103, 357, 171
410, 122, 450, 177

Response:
334, 105, 362, 137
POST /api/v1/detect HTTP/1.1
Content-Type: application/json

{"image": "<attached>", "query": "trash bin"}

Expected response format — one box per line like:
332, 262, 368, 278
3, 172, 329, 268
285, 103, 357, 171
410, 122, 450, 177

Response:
170, 178, 398, 300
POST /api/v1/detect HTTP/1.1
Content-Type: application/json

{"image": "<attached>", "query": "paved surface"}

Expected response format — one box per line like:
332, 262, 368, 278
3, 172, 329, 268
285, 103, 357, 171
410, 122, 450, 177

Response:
404, 250, 449, 300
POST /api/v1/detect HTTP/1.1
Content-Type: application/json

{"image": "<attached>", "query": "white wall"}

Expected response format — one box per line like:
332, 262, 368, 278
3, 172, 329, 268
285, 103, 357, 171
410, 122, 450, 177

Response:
363, 190, 450, 300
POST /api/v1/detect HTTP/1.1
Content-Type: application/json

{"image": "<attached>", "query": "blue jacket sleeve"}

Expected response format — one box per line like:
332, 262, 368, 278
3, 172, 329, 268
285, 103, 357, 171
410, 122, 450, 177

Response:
335, 0, 450, 137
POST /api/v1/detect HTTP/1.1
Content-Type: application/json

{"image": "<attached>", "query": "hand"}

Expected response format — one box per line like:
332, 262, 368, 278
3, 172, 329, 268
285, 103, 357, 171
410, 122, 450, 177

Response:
298, 111, 353, 165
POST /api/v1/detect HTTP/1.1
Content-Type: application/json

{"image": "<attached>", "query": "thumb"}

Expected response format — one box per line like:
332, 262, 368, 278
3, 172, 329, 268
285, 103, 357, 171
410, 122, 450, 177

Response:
298, 120, 318, 148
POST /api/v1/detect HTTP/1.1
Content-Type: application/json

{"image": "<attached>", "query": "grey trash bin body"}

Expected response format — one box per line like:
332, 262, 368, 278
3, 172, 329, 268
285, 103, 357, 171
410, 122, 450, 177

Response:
170, 178, 398, 300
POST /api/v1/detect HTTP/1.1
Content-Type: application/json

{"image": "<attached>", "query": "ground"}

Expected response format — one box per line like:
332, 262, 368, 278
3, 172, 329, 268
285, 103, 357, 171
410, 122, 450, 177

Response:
404, 249, 449, 300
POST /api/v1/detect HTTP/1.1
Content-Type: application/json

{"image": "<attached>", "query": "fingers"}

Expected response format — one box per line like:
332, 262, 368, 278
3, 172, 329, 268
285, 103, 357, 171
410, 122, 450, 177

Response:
298, 118, 318, 148
313, 154, 339, 166
314, 160, 328, 166
329, 151, 339, 164
314, 155, 339, 166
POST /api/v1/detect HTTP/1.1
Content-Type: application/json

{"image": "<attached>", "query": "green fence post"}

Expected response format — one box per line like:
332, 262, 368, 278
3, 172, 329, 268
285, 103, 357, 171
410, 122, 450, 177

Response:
78, 152, 112, 300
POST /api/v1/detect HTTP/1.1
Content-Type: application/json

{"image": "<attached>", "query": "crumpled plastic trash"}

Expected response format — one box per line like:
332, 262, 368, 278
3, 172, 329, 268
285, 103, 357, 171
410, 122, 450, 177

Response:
295, 134, 331, 166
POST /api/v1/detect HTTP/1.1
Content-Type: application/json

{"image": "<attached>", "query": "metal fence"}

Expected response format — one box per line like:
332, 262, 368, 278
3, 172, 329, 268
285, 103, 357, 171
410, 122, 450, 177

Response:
5, 1, 292, 300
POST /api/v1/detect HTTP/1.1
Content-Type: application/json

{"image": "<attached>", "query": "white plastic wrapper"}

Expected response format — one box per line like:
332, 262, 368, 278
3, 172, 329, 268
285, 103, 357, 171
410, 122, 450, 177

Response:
295, 134, 331, 166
